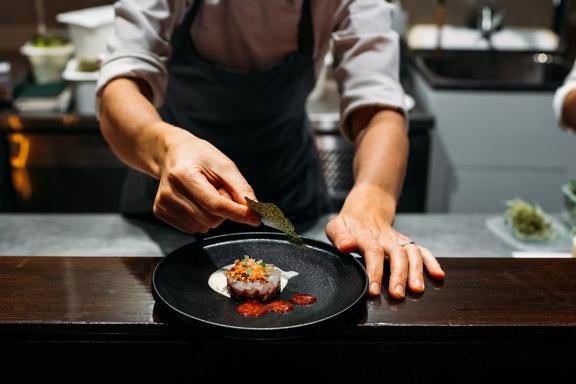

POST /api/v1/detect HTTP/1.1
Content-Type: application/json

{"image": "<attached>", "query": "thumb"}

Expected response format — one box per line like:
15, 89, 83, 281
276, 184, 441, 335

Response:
217, 162, 257, 205
325, 215, 356, 253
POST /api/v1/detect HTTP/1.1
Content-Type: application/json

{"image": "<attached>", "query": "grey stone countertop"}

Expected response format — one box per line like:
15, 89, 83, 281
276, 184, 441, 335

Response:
0, 213, 516, 257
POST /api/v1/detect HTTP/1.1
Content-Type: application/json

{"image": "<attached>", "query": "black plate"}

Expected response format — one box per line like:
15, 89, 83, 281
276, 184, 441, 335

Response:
152, 232, 367, 339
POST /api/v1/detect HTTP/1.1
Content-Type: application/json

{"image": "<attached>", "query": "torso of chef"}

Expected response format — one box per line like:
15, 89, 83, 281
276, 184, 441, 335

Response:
99, 0, 405, 230
190, 0, 320, 72
100, 0, 404, 140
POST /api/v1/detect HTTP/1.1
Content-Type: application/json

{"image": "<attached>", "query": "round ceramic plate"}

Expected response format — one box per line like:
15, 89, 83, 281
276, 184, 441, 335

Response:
152, 232, 367, 338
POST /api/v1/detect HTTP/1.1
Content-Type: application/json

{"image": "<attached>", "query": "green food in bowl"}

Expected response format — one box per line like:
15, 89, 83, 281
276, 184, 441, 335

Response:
503, 198, 556, 241
30, 34, 70, 48
563, 181, 576, 226
76, 60, 100, 73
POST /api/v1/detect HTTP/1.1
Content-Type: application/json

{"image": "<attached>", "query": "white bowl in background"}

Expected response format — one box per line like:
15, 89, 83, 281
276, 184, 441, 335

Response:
20, 42, 74, 84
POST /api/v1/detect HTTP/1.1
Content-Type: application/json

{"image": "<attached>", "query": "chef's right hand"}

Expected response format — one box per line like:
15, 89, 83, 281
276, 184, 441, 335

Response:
153, 127, 261, 234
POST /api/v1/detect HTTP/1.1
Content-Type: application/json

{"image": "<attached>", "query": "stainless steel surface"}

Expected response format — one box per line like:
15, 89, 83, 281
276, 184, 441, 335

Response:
0, 213, 517, 257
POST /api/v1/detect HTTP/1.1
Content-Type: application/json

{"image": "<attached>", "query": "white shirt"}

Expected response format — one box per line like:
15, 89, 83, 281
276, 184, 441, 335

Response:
554, 61, 576, 127
97, 0, 405, 140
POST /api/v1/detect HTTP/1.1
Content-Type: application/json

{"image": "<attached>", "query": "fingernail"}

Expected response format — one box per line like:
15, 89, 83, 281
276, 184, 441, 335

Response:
414, 278, 422, 289
338, 240, 350, 251
394, 284, 405, 297
370, 282, 380, 295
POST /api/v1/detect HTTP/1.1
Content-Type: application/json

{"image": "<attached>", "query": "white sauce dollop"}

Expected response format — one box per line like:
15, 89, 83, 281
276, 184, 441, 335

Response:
208, 264, 299, 298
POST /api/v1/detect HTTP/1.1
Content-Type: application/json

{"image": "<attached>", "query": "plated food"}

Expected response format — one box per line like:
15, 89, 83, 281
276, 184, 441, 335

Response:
152, 232, 368, 337
225, 256, 282, 302
207, 256, 298, 298
235, 295, 316, 318
207, 255, 317, 318
289, 293, 317, 306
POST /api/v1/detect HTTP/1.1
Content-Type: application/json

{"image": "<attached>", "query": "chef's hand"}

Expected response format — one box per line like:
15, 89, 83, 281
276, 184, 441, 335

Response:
561, 89, 576, 133
325, 183, 445, 298
153, 127, 261, 234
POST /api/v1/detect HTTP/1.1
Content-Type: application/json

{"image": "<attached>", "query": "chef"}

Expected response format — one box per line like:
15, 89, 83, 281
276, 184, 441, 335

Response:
97, 0, 445, 298
555, 61, 576, 131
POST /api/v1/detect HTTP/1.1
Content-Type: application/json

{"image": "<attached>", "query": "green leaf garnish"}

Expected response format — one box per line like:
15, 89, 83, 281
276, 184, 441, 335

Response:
245, 197, 304, 246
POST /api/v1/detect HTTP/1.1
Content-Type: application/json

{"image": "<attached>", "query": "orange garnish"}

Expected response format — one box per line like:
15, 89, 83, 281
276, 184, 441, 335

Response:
225, 256, 272, 283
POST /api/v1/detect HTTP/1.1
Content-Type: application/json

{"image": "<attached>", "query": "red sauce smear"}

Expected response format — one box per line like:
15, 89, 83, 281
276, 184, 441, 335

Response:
289, 293, 317, 306
236, 301, 268, 318
266, 300, 294, 314
235, 294, 316, 317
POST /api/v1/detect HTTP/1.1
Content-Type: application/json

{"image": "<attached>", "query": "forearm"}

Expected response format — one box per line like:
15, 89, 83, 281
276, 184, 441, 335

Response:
347, 107, 408, 221
562, 89, 576, 130
99, 77, 188, 179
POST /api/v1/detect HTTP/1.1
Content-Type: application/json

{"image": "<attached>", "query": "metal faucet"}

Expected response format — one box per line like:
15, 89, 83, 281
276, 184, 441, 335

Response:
435, 0, 446, 51
478, 4, 504, 43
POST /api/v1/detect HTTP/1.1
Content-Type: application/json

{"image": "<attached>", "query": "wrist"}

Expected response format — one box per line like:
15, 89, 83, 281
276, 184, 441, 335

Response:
138, 121, 191, 178
343, 182, 398, 224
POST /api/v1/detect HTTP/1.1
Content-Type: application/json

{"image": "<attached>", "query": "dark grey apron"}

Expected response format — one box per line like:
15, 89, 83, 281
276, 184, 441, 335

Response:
121, 0, 329, 232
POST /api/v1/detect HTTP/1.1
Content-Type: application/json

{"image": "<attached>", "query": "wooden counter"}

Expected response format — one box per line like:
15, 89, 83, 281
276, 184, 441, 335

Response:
1, 256, 575, 378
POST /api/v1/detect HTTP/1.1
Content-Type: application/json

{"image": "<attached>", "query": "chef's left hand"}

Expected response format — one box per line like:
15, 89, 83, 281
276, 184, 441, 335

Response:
325, 183, 445, 298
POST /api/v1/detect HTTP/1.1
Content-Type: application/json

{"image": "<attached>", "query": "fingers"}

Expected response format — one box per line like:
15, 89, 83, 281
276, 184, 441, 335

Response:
215, 160, 257, 203
362, 243, 385, 296
386, 245, 408, 299
420, 246, 445, 280
157, 186, 225, 230
153, 200, 210, 234
217, 187, 232, 200
325, 216, 357, 253
405, 244, 425, 293
168, 173, 260, 226
180, 173, 260, 226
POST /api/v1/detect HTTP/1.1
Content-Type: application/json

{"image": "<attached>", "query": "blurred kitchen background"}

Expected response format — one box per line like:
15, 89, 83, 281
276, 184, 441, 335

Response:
1, 0, 576, 222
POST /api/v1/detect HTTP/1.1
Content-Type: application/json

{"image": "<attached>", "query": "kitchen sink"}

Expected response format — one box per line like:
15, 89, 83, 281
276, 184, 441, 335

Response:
412, 51, 572, 91
408, 25, 559, 52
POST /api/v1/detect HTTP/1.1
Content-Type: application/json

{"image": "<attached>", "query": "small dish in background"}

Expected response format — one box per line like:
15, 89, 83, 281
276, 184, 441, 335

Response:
486, 215, 573, 252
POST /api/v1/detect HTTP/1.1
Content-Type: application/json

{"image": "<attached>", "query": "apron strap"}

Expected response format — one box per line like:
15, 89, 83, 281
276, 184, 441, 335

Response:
298, 0, 314, 55
170, 0, 202, 54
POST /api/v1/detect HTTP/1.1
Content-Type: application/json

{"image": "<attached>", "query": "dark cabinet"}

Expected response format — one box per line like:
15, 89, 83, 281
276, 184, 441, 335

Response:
1, 111, 433, 213
2, 131, 128, 212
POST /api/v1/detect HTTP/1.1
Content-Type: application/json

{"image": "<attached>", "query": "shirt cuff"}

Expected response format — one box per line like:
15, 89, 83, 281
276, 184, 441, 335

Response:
553, 80, 576, 128
340, 93, 407, 143
96, 54, 168, 117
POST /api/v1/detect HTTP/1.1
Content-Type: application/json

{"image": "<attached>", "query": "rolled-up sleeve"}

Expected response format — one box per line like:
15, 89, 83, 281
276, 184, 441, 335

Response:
332, 0, 405, 142
553, 61, 576, 127
96, 0, 189, 110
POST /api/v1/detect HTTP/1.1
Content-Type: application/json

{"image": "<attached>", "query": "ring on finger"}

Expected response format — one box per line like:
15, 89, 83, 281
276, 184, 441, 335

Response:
399, 240, 416, 248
